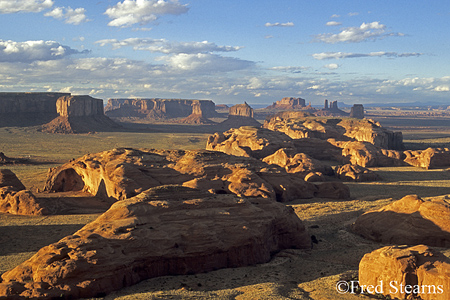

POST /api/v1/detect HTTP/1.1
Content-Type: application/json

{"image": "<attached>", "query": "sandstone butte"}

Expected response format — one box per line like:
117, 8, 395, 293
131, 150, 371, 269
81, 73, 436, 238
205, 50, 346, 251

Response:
0, 185, 311, 299
359, 245, 450, 300
0, 169, 47, 215
44, 148, 350, 203
352, 195, 450, 247
215, 103, 261, 130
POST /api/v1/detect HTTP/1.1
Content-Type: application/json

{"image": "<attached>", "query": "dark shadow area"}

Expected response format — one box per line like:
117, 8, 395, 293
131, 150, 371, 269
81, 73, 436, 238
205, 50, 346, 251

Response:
0, 224, 85, 256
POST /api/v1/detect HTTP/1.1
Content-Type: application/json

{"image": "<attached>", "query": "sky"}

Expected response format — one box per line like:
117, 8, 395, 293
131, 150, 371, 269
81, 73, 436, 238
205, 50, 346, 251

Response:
0, 0, 449, 106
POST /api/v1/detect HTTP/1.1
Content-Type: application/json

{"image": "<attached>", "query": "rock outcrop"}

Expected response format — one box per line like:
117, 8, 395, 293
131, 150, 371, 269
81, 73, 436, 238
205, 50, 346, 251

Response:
336, 140, 405, 167
315, 100, 349, 117
43, 147, 349, 202
265, 97, 306, 110
404, 148, 450, 169
359, 245, 450, 300
0, 92, 69, 127
216, 103, 261, 130
41, 95, 119, 134
335, 164, 381, 182
0, 169, 47, 215
0, 185, 311, 299
352, 195, 450, 247
105, 98, 218, 120
349, 104, 364, 119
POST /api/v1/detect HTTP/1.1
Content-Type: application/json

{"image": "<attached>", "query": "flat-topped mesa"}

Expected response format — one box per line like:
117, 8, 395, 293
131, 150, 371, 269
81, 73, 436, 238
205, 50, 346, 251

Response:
350, 104, 364, 119
105, 98, 218, 119
229, 102, 254, 118
266, 97, 306, 110
0, 92, 70, 127
56, 95, 104, 117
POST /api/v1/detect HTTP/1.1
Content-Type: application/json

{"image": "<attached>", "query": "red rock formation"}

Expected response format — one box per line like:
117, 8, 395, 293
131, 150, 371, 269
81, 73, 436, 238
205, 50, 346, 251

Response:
359, 245, 450, 300
335, 164, 381, 182
105, 98, 218, 119
336, 140, 405, 167
44, 148, 336, 202
0, 186, 311, 299
404, 148, 450, 169
0, 169, 47, 215
229, 102, 254, 118
349, 104, 364, 119
41, 95, 119, 134
216, 103, 261, 130
265, 97, 306, 110
352, 195, 450, 247
0, 92, 69, 127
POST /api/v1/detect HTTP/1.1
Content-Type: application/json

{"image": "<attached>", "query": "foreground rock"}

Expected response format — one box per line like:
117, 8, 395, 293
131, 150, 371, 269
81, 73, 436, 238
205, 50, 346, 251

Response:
352, 195, 450, 247
404, 148, 450, 169
0, 186, 311, 299
359, 245, 450, 300
44, 148, 350, 202
0, 169, 47, 215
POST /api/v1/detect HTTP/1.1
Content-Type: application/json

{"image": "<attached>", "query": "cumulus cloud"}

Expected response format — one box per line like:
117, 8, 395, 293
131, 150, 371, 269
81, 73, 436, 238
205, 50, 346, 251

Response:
324, 63, 339, 70
105, 0, 189, 27
159, 53, 255, 73
0, 40, 89, 62
265, 22, 294, 27
44, 6, 89, 24
0, 0, 53, 13
95, 38, 242, 54
315, 21, 404, 43
326, 21, 341, 26
312, 51, 422, 60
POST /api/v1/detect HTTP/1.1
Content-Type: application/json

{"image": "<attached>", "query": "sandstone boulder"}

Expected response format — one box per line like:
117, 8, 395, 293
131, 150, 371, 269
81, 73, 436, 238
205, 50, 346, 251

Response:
404, 148, 450, 169
359, 245, 450, 300
206, 126, 295, 159
352, 195, 450, 247
335, 164, 381, 182
0, 169, 47, 215
337, 140, 405, 167
44, 148, 344, 202
0, 185, 311, 299
262, 148, 334, 178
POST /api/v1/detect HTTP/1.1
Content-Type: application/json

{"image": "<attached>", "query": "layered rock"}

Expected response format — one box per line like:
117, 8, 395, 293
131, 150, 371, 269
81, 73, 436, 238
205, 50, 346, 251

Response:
335, 164, 381, 182
352, 195, 450, 247
0, 185, 311, 300
265, 97, 306, 110
337, 140, 405, 167
404, 148, 450, 169
0, 169, 47, 215
105, 98, 218, 120
349, 104, 364, 119
216, 103, 261, 130
43, 147, 348, 202
0, 92, 69, 127
41, 95, 119, 134
359, 245, 450, 300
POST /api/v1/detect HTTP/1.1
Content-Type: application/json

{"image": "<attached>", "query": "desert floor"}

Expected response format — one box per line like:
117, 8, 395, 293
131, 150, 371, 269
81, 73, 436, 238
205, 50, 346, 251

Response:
2, 112, 450, 299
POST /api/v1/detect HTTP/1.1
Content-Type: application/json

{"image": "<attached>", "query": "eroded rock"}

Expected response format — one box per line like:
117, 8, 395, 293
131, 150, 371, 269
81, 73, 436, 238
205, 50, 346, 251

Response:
404, 148, 450, 169
352, 195, 450, 247
335, 164, 381, 182
359, 245, 450, 300
0, 186, 311, 299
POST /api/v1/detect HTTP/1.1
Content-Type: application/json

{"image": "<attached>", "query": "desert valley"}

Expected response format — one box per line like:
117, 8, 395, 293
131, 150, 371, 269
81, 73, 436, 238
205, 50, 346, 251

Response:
2, 93, 450, 300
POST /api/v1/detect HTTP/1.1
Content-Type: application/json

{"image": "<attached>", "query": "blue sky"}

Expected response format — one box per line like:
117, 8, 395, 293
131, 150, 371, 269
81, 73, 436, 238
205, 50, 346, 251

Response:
0, 0, 449, 105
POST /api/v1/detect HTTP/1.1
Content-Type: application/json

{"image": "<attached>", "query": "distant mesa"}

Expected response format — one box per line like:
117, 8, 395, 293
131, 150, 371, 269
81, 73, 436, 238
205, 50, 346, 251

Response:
41, 95, 120, 134
105, 98, 219, 124
266, 97, 306, 110
350, 104, 365, 119
216, 102, 261, 130
314, 99, 348, 117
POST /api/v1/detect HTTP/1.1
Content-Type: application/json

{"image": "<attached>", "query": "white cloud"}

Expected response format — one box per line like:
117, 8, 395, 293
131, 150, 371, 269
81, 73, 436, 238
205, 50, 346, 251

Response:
265, 22, 294, 27
0, 40, 89, 62
331, 14, 340, 18
326, 21, 341, 26
0, 0, 53, 13
348, 12, 359, 16
159, 53, 255, 73
324, 63, 339, 70
315, 21, 403, 43
434, 85, 450, 92
269, 66, 310, 73
105, 0, 189, 27
44, 6, 89, 25
313, 51, 422, 60
95, 38, 242, 54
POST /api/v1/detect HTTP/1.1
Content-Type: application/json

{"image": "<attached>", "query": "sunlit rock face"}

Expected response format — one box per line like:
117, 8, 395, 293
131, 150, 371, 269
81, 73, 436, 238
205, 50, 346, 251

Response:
0, 185, 311, 299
